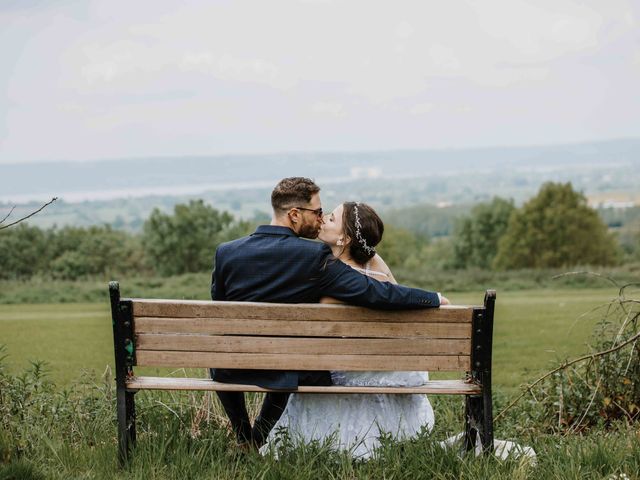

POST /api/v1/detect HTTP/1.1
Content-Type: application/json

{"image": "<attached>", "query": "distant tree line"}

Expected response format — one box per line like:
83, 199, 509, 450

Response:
382, 182, 634, 271
1, 183, 638, 281
0, 200, 251, 280
451, 182, 626, 270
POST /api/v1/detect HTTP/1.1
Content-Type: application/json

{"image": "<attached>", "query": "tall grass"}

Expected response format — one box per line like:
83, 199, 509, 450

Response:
1, 357, 639, 479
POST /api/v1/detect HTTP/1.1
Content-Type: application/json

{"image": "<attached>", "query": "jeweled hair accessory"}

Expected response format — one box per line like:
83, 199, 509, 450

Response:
352, 202, 376, 255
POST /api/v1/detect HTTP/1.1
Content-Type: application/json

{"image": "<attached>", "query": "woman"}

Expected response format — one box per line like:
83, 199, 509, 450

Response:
260, 202, 435, 459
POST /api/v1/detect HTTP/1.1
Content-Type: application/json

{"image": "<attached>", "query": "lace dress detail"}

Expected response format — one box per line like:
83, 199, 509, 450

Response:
260, 260, 434, 459
260, 370, 434, 459
350, 262, 388, 278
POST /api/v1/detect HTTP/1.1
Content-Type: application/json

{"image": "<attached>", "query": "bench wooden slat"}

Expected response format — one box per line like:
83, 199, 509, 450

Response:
131, 300, 474, 323
136, 334, 472, 355
134, 317, 472, 339
135, 350, 470, 371
126, 376, 482, 395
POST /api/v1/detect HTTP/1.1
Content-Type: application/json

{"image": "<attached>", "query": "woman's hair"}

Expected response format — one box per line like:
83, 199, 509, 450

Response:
341, 202, 384, 265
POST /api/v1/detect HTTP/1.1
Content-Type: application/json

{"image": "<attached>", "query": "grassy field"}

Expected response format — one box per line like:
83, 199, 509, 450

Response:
1, 286, 638, 479
0, 288, 617, 390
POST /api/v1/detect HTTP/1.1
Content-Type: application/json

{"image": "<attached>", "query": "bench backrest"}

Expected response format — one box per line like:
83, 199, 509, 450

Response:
109, 285, 495, 375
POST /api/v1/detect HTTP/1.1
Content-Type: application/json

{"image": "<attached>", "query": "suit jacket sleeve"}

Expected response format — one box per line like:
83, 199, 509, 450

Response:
211, 248, 226, 301
315, 246, 440, 310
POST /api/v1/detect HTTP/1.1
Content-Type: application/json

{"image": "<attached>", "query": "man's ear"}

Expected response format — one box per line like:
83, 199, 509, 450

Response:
288, 209, 298, 224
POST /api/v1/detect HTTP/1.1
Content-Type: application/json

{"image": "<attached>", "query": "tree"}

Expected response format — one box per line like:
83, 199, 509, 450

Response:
376, 224, 426, 269
615, 218, 640, 262
452, 197, 515, 269
0, 197, 58, 279
0, 223, 147, 280
493, 182, 619, 269
49, 225, 146, 279
0, 224, 51, 279
142, 200, 251, 276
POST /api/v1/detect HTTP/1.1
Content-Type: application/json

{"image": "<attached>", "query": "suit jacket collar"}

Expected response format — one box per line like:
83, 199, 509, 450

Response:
253, 225, 298, 237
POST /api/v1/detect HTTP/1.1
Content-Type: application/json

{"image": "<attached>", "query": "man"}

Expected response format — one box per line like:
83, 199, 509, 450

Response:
210, 177, 447, 448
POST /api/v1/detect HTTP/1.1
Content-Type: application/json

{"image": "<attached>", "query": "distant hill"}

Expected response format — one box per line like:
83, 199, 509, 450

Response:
2, 138, 639, 203
2, 138, 639, 231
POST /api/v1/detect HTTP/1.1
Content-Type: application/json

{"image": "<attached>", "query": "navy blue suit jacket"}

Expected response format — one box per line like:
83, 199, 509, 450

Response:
211, 225, 440, 389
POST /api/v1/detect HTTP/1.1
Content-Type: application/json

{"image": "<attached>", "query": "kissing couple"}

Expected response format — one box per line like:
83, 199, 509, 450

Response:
210, 176, 449, 459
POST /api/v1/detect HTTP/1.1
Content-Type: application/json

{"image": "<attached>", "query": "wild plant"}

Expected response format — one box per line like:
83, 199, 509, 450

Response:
497, 274, 640, 433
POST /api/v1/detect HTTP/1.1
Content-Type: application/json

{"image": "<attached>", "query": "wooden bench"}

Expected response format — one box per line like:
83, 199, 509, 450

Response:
109, 281, 495, 464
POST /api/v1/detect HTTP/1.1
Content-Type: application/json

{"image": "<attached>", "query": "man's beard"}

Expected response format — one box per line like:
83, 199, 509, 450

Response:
298, 222, 320, 239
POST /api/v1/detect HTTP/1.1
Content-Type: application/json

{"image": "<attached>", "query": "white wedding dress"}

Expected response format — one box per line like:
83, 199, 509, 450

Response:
260, 264, 434, 459
259, 370, 435, 459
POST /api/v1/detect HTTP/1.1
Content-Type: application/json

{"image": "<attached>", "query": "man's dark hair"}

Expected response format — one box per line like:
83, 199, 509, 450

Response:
271, 177, 321, 212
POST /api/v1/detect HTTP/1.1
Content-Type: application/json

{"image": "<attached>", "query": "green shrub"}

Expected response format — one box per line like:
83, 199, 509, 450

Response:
519, 281, 639, 432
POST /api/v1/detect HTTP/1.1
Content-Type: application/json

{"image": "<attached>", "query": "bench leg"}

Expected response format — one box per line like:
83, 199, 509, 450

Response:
464, 394, 482, 453
481, 375, 494, 454
117, 387, 136, 465
463, 388, 494, 454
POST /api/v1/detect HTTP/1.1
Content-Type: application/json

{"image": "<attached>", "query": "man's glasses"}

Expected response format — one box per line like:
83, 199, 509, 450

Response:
292, 206, 323, 217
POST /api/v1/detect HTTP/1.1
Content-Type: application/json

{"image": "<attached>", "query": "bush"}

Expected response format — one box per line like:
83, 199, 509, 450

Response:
0, 225, 51, 280
50, 225, 147, 280
142, 200, 252, 276
0, 224, 147, 281
519, 279, 639, 432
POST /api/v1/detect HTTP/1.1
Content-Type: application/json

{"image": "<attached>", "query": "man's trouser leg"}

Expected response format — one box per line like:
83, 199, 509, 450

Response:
216, 391, 252, 444
251, 392, 290, 447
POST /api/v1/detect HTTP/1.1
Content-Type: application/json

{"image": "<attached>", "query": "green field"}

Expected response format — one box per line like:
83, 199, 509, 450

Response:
2, 287, 638, 479
0, 288, 617, 391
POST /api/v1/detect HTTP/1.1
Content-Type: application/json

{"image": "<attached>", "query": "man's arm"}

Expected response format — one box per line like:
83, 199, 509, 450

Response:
371, 253, 450, 305
210, 249, 226, 301
315, 249, 440, 310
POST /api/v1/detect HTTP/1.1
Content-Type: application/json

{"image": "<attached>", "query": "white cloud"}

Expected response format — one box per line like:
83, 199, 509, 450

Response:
427, 44, 462, 73
218, 54, 280, 85
81, 60, 118, 83
469, 1, 604, 60
1, 0, 639, 163
409, 103, 434, 115
310, 101, 346, 117
395, 21, 415, 40
550, 15, 600, 46
181, 51, 286, 88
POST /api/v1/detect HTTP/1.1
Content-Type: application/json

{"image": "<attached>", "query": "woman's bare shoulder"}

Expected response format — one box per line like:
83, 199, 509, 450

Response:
369, 254, 397, 284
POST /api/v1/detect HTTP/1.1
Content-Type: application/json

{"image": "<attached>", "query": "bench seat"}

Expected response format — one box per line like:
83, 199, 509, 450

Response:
126, 376, 483, 395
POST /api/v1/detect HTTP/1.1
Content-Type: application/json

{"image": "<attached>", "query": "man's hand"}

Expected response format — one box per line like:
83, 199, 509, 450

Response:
439, 295, 450, 305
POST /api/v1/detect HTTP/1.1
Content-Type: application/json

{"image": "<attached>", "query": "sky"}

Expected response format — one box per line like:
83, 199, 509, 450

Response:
1, 0, 639, 164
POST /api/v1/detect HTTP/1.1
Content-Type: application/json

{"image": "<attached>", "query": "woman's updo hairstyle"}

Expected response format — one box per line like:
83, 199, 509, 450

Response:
341, 202, 384, 265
